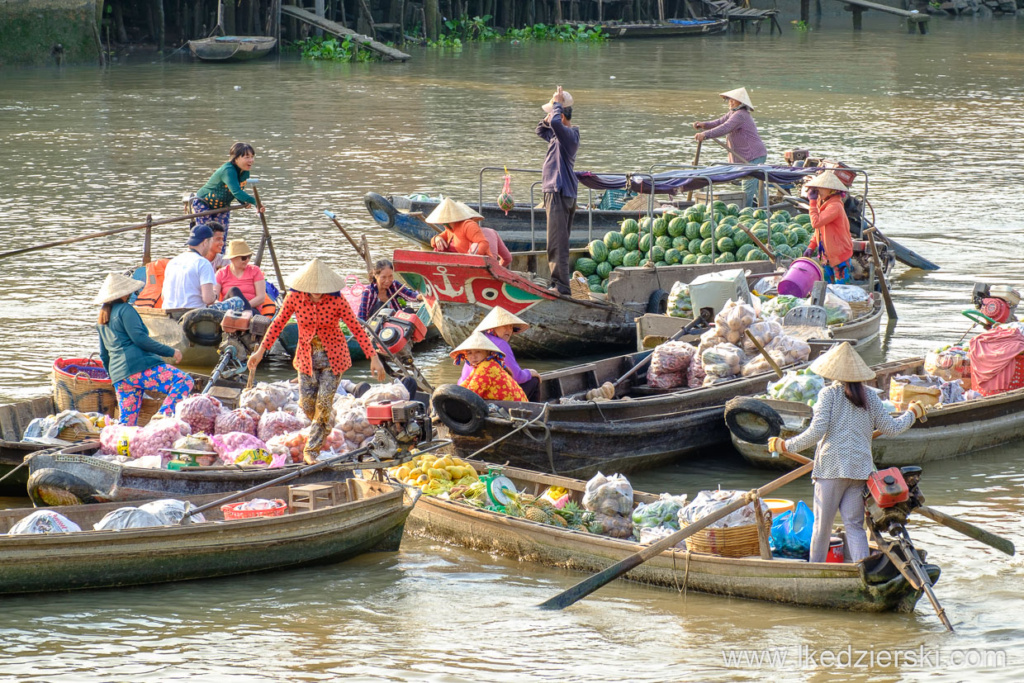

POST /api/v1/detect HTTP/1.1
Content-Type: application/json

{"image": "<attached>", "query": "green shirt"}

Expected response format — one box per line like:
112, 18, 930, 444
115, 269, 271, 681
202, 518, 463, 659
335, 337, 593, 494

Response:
97, 302, 176, 384
196, 161, 256, 208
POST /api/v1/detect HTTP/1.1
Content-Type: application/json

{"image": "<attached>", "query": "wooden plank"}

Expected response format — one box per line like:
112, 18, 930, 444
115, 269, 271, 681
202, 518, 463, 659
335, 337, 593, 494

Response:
280, 5, 411, 61
836, 0, 927, 18
0, 406, 18, 442
13, 403, 36, 438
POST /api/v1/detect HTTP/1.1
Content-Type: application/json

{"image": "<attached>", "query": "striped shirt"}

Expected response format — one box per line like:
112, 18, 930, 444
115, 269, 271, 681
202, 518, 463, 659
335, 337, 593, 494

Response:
784, 382, 915, 480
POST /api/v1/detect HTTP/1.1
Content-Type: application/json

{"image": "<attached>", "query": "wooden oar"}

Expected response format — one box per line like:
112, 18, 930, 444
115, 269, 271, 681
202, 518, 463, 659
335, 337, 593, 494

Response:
863, 227, 898, 321
686, 139, 703, 202
744, 329, 784, 378
538, 461, 814, 610
252, 187, 286, 294
325, 210, 374, 281
0, 205, 243, 261
736, 224, 777, 267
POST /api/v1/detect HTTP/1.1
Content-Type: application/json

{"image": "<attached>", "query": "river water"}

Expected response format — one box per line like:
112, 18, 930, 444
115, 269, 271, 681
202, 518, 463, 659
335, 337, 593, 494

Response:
1, 16, 1023, 680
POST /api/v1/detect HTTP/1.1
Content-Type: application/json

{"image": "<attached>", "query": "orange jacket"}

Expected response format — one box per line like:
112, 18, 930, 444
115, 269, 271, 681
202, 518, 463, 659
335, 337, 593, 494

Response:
431, 219, 492, 257
133, 259, 169, 309
808, 195, 853, 266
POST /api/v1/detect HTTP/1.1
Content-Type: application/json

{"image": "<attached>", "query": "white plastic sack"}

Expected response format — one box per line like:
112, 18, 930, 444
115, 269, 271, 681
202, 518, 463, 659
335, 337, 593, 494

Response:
582, 472, 633, 517
93, 507, 164, 531
138, 499, 206, 525
827, 284, 870, 303
8, 510, 81, 535
679, 490, 770, 530
359, 382, 410, 405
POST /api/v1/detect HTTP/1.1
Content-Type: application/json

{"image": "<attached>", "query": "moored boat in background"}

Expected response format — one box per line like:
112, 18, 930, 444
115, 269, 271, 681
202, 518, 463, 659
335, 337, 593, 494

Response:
188, 36, 277, 62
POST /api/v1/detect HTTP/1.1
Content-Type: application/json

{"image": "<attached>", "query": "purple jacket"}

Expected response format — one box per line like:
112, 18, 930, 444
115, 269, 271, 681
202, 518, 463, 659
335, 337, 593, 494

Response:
536, 103, 580, 198
699, 107, 767, 163
459, 332, 532, 385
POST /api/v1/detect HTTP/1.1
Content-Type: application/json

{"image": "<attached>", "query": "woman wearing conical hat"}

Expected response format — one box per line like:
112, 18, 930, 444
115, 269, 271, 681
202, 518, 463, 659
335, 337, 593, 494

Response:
768, 343, 925, 564
459, 306, 539, 401
427, 198, 512, 267
802, 170, 854, 284
94, 272, 194, 426
692, 87, 768, 208
451, 331, 528, 403
248, 258, 386, 463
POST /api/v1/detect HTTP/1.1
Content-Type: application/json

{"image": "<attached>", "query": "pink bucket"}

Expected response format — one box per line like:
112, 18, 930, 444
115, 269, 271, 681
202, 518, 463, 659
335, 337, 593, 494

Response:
777, 257, 824, 298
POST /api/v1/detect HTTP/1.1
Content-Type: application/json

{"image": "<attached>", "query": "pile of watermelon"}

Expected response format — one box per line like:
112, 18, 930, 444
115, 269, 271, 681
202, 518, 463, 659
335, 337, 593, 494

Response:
572, 202, 815, 293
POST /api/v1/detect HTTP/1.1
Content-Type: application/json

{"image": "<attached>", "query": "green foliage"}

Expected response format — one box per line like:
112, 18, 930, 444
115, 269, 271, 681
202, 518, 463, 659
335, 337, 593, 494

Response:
506, 23, 607, 43
295, 36, 375, 62
425, 17, 607, 49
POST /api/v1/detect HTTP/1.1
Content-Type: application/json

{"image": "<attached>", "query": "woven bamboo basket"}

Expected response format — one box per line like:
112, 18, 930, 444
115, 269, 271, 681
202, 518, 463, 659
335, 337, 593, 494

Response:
135, 394, 166, 427
848, 299, 873, 320
52, 357, 117, 415
57, 424, 101, 443
569, 271, 591, 300
685, 516, 772, 558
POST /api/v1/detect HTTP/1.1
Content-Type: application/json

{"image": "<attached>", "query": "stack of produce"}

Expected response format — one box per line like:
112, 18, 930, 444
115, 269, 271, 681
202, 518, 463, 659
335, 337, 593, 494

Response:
581, 472, 634, 538
925, 344, 971, 386
679, 490, 770, 529
388, 453, 481, 496
766, 368, 825, 406
174, 395, 223, 435
240, 382, 295, 415
646, 341, 696, 389
667, 281, 693, 319
572, 204, 814, 294
502, 490, 596, 532
633, 493, 688, 545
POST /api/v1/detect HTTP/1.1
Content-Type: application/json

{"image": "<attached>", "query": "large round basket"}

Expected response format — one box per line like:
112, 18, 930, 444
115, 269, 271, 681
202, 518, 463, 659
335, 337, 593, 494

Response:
685, 516, 772, 558
52, 357, 117, 415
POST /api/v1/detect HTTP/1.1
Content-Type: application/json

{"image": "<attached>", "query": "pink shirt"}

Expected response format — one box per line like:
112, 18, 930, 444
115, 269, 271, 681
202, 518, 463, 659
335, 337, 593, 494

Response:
216, 263, 264, 301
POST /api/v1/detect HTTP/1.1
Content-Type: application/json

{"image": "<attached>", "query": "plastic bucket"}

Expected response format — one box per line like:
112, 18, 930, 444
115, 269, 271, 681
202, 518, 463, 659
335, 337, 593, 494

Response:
826, 536, 845, 563
764, 498, 795, 517
777, 257, 824, 298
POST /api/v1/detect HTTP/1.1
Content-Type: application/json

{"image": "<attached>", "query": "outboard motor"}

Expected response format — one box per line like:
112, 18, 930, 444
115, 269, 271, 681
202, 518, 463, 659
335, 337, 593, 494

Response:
972, 283, 1020, 325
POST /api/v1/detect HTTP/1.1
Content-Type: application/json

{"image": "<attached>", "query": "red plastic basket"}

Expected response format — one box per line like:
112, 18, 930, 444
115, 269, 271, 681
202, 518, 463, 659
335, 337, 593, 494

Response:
221, 499, 287, 520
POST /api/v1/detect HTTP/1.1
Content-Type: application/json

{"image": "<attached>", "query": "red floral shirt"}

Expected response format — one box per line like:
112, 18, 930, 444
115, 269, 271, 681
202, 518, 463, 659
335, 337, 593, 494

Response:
459, 359, 528, 402
262, 291, 375, 376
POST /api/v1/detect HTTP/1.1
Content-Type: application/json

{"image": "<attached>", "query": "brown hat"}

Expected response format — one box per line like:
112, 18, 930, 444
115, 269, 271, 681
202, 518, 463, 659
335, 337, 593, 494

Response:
94, 272, 144, 305
805, 170, 849, 192
474, 306, 529, 334
286, 258, 347, 294
225, 239, 253, 259
425, 197, 483, 225
809, 342, 875, 382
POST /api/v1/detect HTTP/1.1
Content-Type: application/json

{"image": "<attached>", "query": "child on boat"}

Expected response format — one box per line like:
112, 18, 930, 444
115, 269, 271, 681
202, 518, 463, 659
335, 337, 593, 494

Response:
452, 331, 527, 402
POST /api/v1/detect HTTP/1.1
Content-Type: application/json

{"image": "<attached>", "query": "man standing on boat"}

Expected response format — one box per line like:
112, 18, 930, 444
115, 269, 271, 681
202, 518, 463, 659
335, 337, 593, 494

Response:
536, 86, 579, 296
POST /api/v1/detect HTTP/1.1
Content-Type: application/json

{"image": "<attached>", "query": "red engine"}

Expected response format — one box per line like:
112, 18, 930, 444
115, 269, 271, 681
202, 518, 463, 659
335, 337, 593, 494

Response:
979, 298, 1012, 324
374, 310, 428, 354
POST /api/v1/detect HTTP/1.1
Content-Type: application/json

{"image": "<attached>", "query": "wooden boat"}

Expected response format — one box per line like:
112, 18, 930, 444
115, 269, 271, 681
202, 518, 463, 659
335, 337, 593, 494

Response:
435, 344, 834, 478
598, 18, 729, 38
407, 463, 937, 612
188, 36, 277, 62
0, 478, 413, 595
732, 357, 1024, 469
394, 248, 775, 357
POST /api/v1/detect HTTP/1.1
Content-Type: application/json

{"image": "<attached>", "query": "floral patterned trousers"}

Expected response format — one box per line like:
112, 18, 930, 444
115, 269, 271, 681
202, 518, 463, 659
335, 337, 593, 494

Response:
114, 364, 194, 426
298, 345, 340, 463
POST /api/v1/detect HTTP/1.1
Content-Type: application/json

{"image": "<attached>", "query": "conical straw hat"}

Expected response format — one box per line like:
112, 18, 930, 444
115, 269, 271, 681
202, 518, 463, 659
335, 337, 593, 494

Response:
286, 258, 348, 294
719, 87, 754, 110
804, 170, 849, 192
450, 330, 502, 359
474, 306, 530, 334
425, 197, 482, 225
809, 342, 876, 382
94, 272, 144, 305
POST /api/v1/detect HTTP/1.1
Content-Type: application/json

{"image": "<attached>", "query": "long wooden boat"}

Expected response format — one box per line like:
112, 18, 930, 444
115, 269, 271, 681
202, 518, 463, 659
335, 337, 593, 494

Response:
598, 18, 729, 38
0, 478, 413, 595
407, 463, 937, 612
436, 345, 833, 478
732, 356, 1024, 469
394, 248, 775, 357
188, 36, 277, 62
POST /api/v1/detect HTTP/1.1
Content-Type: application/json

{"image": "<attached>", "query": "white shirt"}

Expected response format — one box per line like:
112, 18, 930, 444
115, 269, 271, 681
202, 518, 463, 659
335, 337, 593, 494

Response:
162, 249, 216, 309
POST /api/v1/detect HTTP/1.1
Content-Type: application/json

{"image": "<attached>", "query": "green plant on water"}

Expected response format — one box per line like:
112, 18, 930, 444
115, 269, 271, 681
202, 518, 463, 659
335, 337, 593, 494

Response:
791, 19, 810, 31
424, 16, 607, 48
506, 22, 607, 43
295, 35, 376, 62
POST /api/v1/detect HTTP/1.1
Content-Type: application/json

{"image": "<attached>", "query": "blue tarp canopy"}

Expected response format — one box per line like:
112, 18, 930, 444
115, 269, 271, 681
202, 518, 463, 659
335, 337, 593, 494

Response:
575, 165, 822, 194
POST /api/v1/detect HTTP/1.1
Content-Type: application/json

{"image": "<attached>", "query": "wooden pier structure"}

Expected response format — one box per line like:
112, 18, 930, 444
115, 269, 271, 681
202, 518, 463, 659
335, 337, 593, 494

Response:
280, 4, 411, 60
835, 0, 930, 33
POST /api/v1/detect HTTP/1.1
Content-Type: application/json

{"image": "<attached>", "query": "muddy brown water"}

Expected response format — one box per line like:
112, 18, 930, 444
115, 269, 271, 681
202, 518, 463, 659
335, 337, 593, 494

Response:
1, 17, 1023, 680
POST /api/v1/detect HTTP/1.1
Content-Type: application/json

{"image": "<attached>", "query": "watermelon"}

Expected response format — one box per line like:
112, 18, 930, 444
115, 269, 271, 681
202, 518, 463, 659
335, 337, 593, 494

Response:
655, 261, 669, 267
656, 235, 673, 251
668, 217, 686, 238
596, 261, 613, 279
754, 229, 770, 244
715, 252, 736, 264
651, 245, 666, 263
752, 220, 768, 232
574, 257, 598, 276
653, 218, 669, 238
623, 250, 642, 267
588, 240, 608, 262
639, 216, 655, 232
726, 203, 740, 217
745, 249, 768, 262
589, 284, 603, 293
696, 254, 713, 264
794, 214, 811, 225
717, 237, 735, 253
620, 218, 640, 235
792, 227, 809, 243
601, 279, 609, 293
712, 200, 727, 213
587, 273, 602, 286
775, 244, 792, 258
786, 231, 801, 248
721, 216, 739, 227
753, 209, 770, 220
770, 232, 788, 247
736, 244, 755, 261
714, 224, 733, 241
639, 258, 650, 267
772, 210, 792, 222
699, 221, 714, 239
639, 233, 652, 252
688, 238, 703, 254
682, 254, 698, 265
700, 238, 714, 255
685, 222, 701, 241
733, 229, 751, 248
687, 204, 705, 219
665, 248, 682, 265
607, 247, 626, 266
739, 206, 755, 218
623, 232, 640, 252
604, 231, 625, 250
672, 236, 688, 251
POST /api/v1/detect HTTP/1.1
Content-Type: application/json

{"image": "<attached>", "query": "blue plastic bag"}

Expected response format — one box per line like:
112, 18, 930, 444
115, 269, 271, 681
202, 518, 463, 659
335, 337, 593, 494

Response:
770, 500, 814, 559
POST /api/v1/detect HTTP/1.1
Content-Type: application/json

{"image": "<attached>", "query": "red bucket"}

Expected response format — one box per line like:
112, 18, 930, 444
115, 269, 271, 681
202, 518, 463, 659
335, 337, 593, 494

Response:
826, 537, 845, 563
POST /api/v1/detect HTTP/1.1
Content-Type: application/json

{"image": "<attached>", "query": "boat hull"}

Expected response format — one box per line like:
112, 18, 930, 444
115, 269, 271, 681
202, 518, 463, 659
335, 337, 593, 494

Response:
188, 36, 277, 62
600, 18, 729, 38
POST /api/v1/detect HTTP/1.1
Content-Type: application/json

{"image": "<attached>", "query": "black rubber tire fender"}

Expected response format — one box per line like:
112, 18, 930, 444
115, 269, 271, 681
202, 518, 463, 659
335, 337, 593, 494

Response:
647, 288, 669, 315
724, 397, 784, 445
431, 384, 488, 436
364, 192, 397, 231
27, 468, 108, 507
180, 308, 224, 347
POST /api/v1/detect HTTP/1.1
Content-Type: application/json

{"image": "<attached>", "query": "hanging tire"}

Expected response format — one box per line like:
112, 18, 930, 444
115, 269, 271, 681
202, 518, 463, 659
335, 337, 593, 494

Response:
27, 468, 108, 507
431, 384, 488, 436
724, 397, 784, 445
180, 308, 224, 347
647, 288, 669, 314
364, 192, 397, 231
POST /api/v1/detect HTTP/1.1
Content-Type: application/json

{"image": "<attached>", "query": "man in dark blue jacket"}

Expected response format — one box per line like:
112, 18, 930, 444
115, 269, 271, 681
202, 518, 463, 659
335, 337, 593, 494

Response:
536, 86, 579, 295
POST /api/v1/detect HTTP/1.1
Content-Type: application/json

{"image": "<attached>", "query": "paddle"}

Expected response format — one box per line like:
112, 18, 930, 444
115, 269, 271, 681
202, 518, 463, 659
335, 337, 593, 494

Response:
252, 187, 286, 294
537, 461, 814, 610
736, 224, 778, 267
744, 329, 784, 378
863, 227, 898, 321
325, 210, 374, 281
685, 139, 702, 202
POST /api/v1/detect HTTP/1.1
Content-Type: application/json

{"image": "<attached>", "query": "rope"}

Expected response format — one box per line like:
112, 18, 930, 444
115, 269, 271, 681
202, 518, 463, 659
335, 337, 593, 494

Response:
519, 404, 555, 473
683, 550, 691, 599
464, 405, 549, 461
